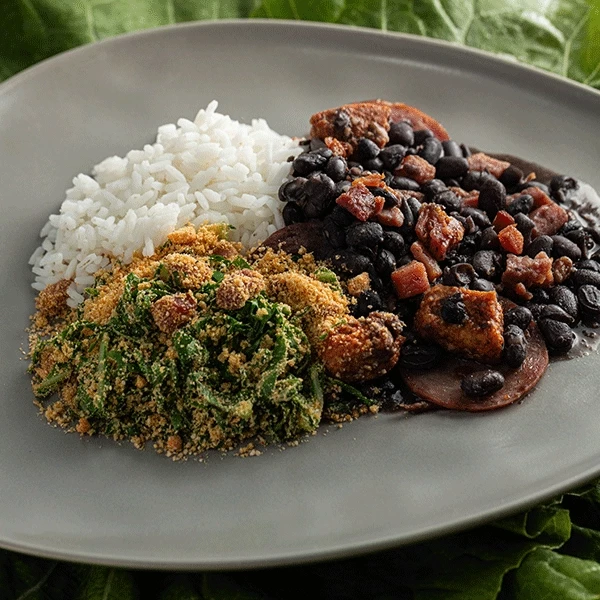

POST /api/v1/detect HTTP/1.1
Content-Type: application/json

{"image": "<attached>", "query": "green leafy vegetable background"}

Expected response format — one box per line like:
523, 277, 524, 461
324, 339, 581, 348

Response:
1, 0, 600, 598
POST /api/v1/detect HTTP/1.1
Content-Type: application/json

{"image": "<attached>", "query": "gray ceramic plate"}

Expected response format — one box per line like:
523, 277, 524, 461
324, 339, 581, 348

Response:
1, 20, 600, 570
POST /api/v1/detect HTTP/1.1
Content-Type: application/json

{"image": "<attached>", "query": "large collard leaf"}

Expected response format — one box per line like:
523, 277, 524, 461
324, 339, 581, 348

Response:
252, 0, 600, 89
76, 566, 138, 600
507, 548, 600, 599
0, 0, 259, 83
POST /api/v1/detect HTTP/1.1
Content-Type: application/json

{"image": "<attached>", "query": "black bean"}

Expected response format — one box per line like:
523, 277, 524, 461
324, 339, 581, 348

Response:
503, 324, 527, 368
506, 194, 534, 216
333, 110, 351, 138
578, 285, 600, 317
379, 144, 407, 170
530, 288, 550, 304
471, 278, 495, 291
526, 303, 547, 321
461, 207, 491, 229
560, 220, 583, 235
278, 177, 306, 203
435, 156, 469, 180
473, 250, 501, 279
480, 227, 500, 250
461, 143, 472, 158
308, 137, 327, 151
539, 304, 575, 326
399, 340, 442, 369
325, 156, 348, 182
330, 250, 374, 277
432, 190, 461, 212
551, 235, 582, 261
292, 151, 329, 176
504, 306, 533, 331
461, 170, 498, 192
421, 179, 447, 202
282, 202, 305, 225
586, 227, 600, 245
418, 137, 443, 165
381, 231, 406, 258
356, 138, 380, 161
388, 121, 414, 147
577, 259, 600, 273
461, 370, 505, 397
565, 229, 594, 259
322, 216, 346, 248
330, 204, 355, 227
457, 235, 479, 256
346, 221, 384, 248
354, 245, 378, 263
355, 289, 383, 316
375, 248, 397, 277
440, 293, 468, 324
478, 178, 507, 219
526, 235, 553, 258
539, 319, 575, 354
443, 263, 476, 287
499, 164, 524, 192
406, 197, 422, 220
513, 213, 535, 240
400, 199, 415, 232
441, 140, 462, 158
300, 173, 336, 218
463, 215, 478, 235
571, 268, 600, 289
348, 164, 364, 177
363, 157, 384, 172
371, 186, 401, 207
413, 128, 434, 146
390, 176, 420, 191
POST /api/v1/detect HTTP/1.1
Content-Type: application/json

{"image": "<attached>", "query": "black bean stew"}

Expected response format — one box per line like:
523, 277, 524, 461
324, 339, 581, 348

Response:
266, 100, 600, 412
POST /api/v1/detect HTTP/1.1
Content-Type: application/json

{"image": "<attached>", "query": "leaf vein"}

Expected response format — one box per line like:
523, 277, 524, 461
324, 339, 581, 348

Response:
15, 563, 57, 600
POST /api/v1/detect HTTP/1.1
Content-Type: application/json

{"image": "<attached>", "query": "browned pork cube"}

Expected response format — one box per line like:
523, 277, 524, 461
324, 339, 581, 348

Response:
415, 285, 504, 363
415, 203, 464, 261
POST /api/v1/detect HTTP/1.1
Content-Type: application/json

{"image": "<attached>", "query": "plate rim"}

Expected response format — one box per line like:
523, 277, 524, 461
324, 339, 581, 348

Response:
2, 19, 600, 570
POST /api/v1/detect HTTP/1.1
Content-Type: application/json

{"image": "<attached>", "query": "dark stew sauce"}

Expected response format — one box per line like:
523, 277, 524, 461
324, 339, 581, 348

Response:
265, 101, 600, 413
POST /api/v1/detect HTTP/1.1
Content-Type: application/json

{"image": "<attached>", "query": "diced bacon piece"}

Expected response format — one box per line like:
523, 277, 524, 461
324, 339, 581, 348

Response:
352, 172, 386, 188
376, 206, 404, 227
462, 191, 480, 208
324, 136, 352, 158
493, 210, 515, 232
530, 203, 569, 237
498, 224, 524, 254
414, 285, 504, 362
410, 241, 442, 281
415, 203, 465, 261
513, 282, 533, 301
310, 102, 391, 149
336, 183, 385, 221
395, 155, 436, 184
467, 152, 510, 178
391, 261, 430, 299
521, 186, 553, 208
502, 252, 554, 291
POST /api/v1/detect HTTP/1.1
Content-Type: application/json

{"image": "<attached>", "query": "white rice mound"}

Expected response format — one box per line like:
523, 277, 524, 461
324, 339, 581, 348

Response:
29, 100, 301, 306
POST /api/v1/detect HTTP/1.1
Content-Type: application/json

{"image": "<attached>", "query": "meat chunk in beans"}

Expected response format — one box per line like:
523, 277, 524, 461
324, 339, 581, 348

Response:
415, 203, 465, 261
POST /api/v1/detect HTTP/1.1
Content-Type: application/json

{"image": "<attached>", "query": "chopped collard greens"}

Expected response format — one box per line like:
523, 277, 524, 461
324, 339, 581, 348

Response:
28, 224, 379, 459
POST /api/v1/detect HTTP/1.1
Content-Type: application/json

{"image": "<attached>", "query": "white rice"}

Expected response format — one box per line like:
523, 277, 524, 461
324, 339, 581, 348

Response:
29, 101, 301, 306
